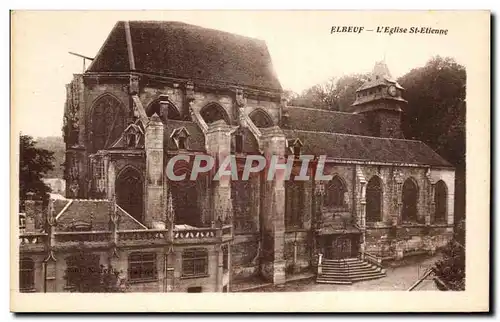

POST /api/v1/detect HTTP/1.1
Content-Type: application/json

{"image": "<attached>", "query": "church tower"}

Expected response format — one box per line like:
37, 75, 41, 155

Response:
351, 61, 407, 138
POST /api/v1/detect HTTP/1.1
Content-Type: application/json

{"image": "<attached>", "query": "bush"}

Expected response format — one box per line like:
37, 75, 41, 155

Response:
432, 240, 465, 291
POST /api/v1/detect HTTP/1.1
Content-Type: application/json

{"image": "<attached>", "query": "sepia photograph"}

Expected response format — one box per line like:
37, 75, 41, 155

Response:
10, 10, 489, 312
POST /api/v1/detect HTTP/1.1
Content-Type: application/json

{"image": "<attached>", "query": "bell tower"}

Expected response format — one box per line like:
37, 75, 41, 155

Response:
351, 61, 407, 138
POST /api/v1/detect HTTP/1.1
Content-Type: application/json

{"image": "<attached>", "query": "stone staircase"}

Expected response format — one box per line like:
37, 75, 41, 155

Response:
316, 257, 387, 285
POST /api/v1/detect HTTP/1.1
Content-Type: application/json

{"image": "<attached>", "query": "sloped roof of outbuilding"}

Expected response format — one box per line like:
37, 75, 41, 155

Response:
54, 199, 146, 231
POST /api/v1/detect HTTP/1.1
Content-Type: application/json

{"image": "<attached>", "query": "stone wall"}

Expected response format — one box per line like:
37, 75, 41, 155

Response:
231, 234, 260, 280
284, 231, 311, 273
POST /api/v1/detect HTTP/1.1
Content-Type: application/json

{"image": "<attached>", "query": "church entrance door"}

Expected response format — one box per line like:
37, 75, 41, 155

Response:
323, 234, 359, 259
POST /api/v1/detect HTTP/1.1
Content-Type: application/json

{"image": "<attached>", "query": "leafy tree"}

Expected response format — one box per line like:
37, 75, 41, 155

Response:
288, 74, 369, 110
397, 56, 466, 223
19, 134, 55, 211
398, 56, 466, 168
433, 240, 465, 291
34, 136, 65, 178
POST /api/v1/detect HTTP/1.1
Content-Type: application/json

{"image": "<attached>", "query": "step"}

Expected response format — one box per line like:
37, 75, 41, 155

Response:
323, 258, 360, 264
323, 267, 382, 275
350, 274, 386, 282
319, 272, 351, 278
316, 279, 352, 285
321, 269, 382, 278
323, 264, 374, 270
347, 271, 385, 278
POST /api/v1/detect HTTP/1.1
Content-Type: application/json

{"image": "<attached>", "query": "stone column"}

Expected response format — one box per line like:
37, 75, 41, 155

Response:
259, 128, 287, 285
359, 182, 367, 260
106, 160, 116, 201
145, 113, 164, 228
428, 183, 436, 225
205, 121, 234, 224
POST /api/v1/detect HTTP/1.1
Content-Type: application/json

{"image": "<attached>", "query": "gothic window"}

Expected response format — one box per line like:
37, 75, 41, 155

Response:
434, 180, 448, 224
231, 177, 253, 233
178, 137, 187, 150
182, 248, 208, 278
200, 103, 230, 124
402, 178, 419, 223
366, 176, 383, 222
146, 99, 181, 121
19, 213, 26, 232
116, 167, 144, 223
285, 178, 304, 229
128, 252, 157, 282
235, 132, 243, 153
92, 157, 106, 195
19, 258, 34, 292
249, 109, 273, 128
170, 174, 201, 226
325, 176, 347, 208
90, 95, 126, 152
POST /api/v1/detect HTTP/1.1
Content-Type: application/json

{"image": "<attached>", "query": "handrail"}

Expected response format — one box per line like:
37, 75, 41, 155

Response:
407, 267, 434, 291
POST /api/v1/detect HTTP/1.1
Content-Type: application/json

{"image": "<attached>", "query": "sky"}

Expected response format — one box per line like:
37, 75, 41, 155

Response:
11, 11, 475, 138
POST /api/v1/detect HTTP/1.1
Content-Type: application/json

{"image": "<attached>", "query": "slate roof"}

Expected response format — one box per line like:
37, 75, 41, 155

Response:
87, 21, 282, 91
284, 106, 373, 136
164, 120, 206, 151
54, 199, 146, 231
356, 61, 404, 92
283, 129, 452, 167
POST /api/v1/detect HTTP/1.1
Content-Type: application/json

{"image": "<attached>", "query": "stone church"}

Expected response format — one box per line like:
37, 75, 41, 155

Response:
19, 21, 455, 293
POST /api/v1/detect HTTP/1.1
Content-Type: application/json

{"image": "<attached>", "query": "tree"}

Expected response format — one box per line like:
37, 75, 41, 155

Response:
19, 134, 55, 211
289, 73, 369, 110
397, 56, 466, 224
433, 240, 465, 291
398, 56, 466, 168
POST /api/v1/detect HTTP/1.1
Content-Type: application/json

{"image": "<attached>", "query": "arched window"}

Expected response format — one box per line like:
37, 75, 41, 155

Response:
19, 258, 34, 292
91, 94, 126, 152
366, 176, 382, 222
200, 103, 230, 124
325, 176, 347, 208
170, 170, 202, 227
116, 167, 144, 223
232, 176, 253, 233
146, 99, 181, 121
285, 179, 304, 229
434, 180, 448, 224
249, 109, 273, 128
402, 178, 419, 222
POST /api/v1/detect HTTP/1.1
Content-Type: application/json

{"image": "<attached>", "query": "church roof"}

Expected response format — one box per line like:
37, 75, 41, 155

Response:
285, 106, 373, 136
54, 199, 146, 231
87, 21, 282, 92
283, 129, 452, 167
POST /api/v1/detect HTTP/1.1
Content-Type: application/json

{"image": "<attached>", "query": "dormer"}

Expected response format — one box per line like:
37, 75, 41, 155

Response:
170, 127, 191, 150
287, 138, 304, 157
